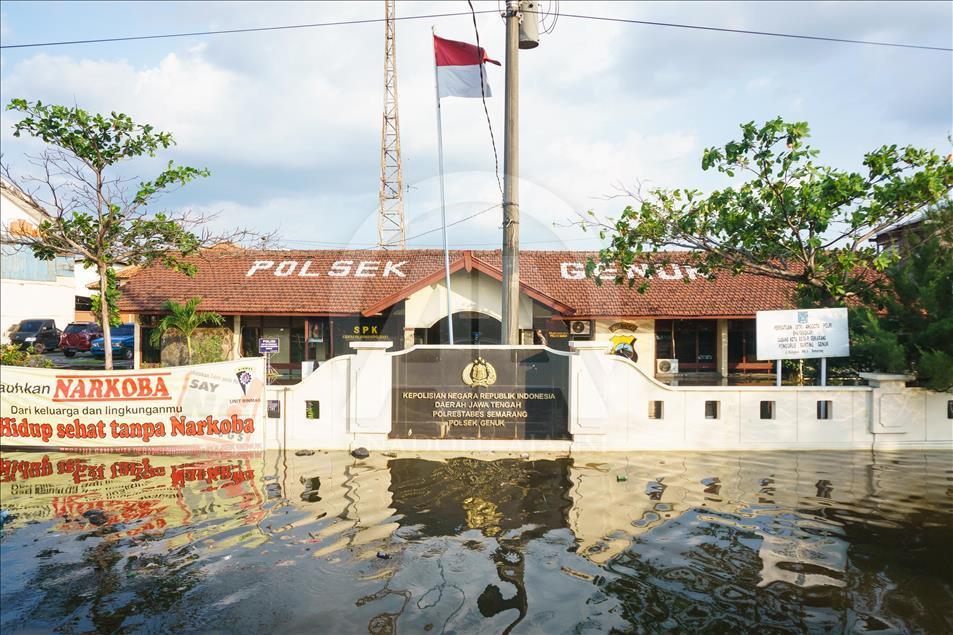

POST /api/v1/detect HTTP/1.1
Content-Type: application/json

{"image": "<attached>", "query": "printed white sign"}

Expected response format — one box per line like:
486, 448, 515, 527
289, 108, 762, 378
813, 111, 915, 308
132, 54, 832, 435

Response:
0, 359, 266, 450
756, 308, 850, 360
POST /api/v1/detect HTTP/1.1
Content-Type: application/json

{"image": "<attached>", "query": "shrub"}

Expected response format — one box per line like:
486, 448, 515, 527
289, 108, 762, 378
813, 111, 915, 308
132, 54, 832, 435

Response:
191, 331, 228, 364
0, 344, 54, 368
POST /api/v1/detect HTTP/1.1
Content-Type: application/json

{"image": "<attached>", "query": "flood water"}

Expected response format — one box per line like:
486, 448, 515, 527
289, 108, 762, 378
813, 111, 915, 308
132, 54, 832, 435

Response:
1, 450, 951, 634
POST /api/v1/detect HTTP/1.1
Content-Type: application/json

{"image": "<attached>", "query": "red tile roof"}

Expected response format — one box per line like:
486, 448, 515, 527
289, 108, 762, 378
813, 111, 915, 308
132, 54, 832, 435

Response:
117, 249, 797, 318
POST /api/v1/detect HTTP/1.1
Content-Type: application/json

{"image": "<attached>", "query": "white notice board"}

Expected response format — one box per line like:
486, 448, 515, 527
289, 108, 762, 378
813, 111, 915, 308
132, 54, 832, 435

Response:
756, 308, 850, 360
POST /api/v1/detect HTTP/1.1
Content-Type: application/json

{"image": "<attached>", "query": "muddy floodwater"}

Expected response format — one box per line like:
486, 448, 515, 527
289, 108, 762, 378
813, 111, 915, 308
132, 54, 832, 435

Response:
1, 450, 951, 634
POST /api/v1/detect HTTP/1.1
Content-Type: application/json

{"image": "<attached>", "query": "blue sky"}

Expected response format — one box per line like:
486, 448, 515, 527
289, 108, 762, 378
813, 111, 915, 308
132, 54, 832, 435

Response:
1, 1, 950, 251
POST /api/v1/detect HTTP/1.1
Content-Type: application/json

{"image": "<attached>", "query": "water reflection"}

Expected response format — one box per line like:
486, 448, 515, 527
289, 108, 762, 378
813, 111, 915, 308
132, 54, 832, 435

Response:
1, 450, 951, 633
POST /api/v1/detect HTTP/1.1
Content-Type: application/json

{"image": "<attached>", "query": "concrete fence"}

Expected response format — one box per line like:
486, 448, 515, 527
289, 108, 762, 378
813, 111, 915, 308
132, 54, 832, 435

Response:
264, 341, 953, 452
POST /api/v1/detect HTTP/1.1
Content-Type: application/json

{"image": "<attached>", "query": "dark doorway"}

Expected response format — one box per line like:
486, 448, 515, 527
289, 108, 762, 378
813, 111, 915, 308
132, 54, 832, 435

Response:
727, 319, 771, 372
655, 319, 717, 371
425, 311, 502, 345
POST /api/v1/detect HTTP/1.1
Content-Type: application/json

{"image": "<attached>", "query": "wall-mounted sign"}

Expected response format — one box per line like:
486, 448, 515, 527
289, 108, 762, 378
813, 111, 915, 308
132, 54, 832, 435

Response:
391, 348, 570, 440
0, 360, 265, 450
608, 322, 639, 333
756, 308, 850, 360
610, 335, 637, 361
258, 337, 280, 354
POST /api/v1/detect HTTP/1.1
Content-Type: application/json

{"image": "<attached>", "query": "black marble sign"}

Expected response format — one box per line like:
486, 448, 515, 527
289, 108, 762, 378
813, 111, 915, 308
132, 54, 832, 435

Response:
391, 347, 570, 440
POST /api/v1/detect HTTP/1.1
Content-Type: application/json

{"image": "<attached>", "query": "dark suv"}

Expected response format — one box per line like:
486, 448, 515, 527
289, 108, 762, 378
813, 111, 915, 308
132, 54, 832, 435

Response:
59, 322, 103, 357
9, 319, 61, 353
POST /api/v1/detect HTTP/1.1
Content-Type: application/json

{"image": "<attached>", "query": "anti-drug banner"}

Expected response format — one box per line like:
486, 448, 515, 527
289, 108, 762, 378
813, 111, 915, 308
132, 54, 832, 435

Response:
756, 308, 850, 361
0, 359, 266, 451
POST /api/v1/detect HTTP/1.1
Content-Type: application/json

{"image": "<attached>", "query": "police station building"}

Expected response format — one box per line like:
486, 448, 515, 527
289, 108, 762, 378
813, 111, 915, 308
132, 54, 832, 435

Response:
118, 249, 795, 383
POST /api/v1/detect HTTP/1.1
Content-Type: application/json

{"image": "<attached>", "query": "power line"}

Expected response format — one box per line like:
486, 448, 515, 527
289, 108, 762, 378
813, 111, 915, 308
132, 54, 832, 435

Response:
468, 0, 504, 196
277, 203, 502, 247
281, 234, 602, 248
404, 203, 501, 242
548, 11, 952, 52
2, 7, 948, 52
0, 10, 499, 49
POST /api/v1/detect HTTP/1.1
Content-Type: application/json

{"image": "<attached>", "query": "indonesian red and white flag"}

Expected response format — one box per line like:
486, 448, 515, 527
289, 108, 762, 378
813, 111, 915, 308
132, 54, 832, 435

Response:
434, 35, 501, 98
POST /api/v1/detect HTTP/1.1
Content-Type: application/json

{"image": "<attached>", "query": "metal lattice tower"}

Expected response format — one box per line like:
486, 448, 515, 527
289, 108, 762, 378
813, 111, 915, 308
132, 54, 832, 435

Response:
378, 0, 405, 249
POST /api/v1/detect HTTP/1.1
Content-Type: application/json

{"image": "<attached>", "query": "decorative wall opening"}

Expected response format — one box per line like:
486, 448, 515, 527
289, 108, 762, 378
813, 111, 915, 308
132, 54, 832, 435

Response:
305, 401, 320, 419
817, 400, 833, 420
705, 400, 720, 419
648, 401, 664, 420
760, 400, 776, 420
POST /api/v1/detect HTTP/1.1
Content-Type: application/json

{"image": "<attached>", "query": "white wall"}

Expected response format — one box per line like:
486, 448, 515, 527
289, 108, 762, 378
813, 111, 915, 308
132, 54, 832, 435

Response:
404, 269, 533, 329
0, 279, 76, 339
274, 342, 953, 452
272, 355, 353, 450
1, 188, 75, 340
570, 345, 952, 451
74, 261, 98, 299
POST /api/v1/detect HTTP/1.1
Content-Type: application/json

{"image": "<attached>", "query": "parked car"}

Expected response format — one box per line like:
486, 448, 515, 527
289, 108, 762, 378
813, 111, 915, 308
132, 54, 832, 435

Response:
90, 323, 135, 360
9, 319, 60, 353
59, 321, 103, 357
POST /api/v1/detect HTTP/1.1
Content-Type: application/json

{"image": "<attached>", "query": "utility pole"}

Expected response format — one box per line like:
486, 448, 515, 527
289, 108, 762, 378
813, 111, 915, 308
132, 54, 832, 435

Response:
501, 0, 521, 344
378, 0, 405, 249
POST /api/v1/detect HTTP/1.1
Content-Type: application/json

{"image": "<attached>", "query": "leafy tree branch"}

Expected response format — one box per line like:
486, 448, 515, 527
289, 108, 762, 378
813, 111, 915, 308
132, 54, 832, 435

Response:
583, 117, 952, 304
1, 99, 274, 369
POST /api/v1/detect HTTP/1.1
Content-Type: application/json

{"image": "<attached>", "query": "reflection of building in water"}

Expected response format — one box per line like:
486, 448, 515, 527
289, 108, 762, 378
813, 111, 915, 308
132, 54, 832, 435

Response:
387, 457, 572, 537
3, 450, 947, 633
0, 452, 268, 550
387, 456, 573, 635
264, 453, 584, 633
261, 451, 398, 557
567, 451, 952, 632
568, 453, 856, 570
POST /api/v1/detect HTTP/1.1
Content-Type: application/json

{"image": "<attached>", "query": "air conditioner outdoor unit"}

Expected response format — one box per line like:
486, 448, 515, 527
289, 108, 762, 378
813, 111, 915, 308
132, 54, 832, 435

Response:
656, 358, 679, 374
569, 320, 592, 336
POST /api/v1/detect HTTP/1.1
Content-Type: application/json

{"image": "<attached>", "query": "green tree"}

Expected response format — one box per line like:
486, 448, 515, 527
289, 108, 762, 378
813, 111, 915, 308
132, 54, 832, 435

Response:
849, 205, 953, 390
90, 268, 121, 328
2, 99, 261, 369
586, 118, 953, 304
150, 297, 224, 364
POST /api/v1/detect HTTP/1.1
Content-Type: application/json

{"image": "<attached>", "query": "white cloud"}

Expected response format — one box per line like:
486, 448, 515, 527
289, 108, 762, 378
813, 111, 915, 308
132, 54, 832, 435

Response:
0, 0, 949, 250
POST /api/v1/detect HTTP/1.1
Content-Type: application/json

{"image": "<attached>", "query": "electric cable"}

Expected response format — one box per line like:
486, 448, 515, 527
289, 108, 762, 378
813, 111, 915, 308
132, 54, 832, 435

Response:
404, 203, 501, 242
0, 10, 499, 49
539, 10, 951, 52
274, 202, 504, 247
1, 7, 947, 52
467, 0, 504, 196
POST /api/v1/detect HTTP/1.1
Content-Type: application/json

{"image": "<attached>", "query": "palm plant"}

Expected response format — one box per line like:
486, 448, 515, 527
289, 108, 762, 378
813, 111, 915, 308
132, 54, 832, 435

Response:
150, 297, 224, 364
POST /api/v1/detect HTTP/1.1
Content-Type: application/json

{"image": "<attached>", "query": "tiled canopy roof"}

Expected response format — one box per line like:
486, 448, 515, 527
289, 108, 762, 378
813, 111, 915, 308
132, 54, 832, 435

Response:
117, 249, 797, 318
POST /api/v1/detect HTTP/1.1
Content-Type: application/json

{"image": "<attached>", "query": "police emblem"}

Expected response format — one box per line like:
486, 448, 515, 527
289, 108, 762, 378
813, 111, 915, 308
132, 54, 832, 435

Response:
462, 357, 497, 387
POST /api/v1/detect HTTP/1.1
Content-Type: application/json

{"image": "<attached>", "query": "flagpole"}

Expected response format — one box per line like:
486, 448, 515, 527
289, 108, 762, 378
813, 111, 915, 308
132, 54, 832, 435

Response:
433, 29, 455, 345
